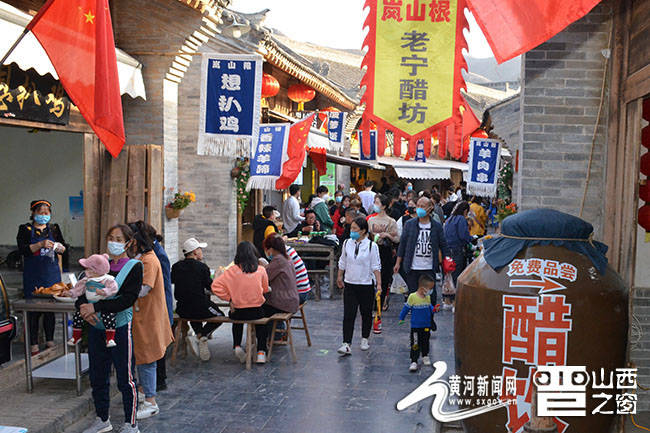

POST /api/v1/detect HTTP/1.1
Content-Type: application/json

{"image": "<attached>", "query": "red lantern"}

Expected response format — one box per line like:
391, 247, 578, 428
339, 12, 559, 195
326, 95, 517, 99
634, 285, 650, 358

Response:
261, 73, 279, 98
639, 204, 650, 232
288, 83, 316, 111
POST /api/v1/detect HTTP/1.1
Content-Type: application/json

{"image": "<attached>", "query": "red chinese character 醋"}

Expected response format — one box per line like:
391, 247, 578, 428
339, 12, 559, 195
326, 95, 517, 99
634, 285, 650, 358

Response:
503, 296, 537, 364
382, 0, 403, 22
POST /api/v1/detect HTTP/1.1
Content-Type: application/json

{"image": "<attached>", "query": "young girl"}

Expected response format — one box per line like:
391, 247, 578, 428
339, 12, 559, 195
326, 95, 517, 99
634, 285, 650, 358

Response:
399, 274, 438, 372
336, 217, 381, 356
212, 241, 270, 364
65, 254, 119, 347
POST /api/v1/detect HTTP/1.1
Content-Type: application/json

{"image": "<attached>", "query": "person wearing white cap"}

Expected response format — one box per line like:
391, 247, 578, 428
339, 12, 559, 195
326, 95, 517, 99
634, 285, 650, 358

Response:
171, 238, 224, 361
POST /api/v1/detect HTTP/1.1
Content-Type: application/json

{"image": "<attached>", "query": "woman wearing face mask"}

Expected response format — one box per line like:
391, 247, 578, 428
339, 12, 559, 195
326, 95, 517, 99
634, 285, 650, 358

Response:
16, 200, 66, 355
336, 217, 381, 356
77, 224, 143, 433
367, 194, 399, 321
123, 222, 173, 420
261, 236, 299, 344
332, 195, 351, 238
443, 201, 475, 286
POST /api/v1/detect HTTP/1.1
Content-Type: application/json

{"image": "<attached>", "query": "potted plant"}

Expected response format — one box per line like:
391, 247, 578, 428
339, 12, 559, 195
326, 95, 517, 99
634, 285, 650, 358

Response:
165, 190, 196, 219
496, 200, 518, 224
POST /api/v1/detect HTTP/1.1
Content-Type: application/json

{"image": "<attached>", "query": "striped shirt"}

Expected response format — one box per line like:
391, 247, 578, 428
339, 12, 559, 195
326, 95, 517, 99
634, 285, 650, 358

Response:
286, 246, 311, 294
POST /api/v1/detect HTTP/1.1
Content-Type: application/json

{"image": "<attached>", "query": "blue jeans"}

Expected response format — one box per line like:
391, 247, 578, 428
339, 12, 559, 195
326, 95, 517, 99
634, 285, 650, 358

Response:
137, 362, 157, 398
88, 323, 137, 425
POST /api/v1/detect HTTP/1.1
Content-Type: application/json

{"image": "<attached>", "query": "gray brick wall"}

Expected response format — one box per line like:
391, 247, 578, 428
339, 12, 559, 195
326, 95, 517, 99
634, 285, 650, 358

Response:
516, 3, 611, 239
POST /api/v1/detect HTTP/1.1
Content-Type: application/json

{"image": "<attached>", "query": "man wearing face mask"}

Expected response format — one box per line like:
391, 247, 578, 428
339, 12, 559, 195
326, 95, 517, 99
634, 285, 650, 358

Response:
310, 185, 334, 233
394, 197, 450, 304
171, 238, 224, 361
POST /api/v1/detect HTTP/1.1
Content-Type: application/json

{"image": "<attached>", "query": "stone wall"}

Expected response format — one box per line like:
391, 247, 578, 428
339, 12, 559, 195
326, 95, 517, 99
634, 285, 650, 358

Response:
516, 3, 611, 239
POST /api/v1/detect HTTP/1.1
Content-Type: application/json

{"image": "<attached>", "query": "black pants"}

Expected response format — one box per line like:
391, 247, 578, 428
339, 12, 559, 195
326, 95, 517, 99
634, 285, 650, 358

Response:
28, 311, 55, 346
378, 244, 395, 308
229, 307, 267, 353
343, 283, 374, 344
88, 324, 137, 425
406, 269, 437, 306
73, 310, 116, 329
410, 327, 431, 362
449, 247, 467, 285
178, 301, 224, 337
156, 353, 166, 388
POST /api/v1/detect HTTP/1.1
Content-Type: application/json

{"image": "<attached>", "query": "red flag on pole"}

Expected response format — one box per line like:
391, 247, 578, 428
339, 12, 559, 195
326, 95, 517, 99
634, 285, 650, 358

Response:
466, 0, 602, 64
27, 0, 125, 157
275, 114, 315, 190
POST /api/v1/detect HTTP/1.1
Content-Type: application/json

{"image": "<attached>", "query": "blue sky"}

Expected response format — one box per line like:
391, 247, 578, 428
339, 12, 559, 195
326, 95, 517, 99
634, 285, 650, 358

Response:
229, 0, 494, 58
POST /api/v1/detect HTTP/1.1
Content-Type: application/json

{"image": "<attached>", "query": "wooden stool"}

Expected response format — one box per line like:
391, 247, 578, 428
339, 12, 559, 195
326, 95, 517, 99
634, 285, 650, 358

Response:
291, 303, 312, 346
267, 312, 297, 363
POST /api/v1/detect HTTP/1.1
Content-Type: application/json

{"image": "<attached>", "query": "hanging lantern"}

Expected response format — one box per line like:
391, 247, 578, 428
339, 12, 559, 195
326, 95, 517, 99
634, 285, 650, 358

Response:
288, 83, 315, 111
639, 204, 650, 232
261, 73, 280, 99
641, 152, 650, 176
640, 182, 650, 203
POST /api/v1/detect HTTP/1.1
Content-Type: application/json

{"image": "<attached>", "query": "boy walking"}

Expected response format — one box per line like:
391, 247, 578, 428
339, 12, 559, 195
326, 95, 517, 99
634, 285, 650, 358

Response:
399, 274, 439, 372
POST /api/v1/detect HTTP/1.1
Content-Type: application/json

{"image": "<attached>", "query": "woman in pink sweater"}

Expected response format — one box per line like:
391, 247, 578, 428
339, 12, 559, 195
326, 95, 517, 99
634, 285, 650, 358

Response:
212, 241, 270, 364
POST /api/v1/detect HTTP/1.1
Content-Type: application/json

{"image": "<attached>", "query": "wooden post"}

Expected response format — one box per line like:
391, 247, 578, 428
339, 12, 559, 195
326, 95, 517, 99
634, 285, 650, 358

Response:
83, 133, 101, 255
524, 382, 557, 433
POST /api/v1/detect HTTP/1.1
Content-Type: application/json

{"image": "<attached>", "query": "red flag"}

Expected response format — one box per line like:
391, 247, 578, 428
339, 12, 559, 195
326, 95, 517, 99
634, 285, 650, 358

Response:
275, 114, 315, 190
309, 147, 327, 177
27, 0, 125, 157
467, 0, 602, 64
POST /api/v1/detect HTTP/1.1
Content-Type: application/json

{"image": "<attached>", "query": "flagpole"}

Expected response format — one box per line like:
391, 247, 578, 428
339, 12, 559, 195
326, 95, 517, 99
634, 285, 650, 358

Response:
0, 29, 29, 66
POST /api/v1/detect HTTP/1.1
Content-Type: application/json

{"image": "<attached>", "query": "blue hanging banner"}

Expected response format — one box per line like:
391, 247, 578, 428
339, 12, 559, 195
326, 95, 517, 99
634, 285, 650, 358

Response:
415, 139, 426, 162
198, 53, 263, 157
246, 123, 290, 190
359, 130, 377, 161
327, 112, 346, 151
467, 137, 502, 197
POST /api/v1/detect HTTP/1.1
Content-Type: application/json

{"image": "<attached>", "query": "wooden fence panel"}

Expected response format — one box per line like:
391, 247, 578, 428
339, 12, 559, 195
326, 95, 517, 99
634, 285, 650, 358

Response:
83, 134, 102, 255
147, 145, 164, 233
127, 145, 147, 222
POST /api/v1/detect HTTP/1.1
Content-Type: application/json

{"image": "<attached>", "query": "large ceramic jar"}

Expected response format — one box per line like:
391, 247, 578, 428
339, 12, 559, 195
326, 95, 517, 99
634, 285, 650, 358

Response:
454, 209, 628, 433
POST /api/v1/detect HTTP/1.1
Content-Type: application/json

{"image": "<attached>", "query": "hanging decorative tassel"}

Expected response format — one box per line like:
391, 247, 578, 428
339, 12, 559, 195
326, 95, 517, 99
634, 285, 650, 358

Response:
438, 127, 447, 159
393, 132, 401, 157
408, 136, 417, 159
361, 116, 371, 158
377, 126, 386, 157
423, 133, 431, 158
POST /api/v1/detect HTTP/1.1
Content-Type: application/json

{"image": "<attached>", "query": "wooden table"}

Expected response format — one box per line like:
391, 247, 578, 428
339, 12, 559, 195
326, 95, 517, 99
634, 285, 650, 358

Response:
12, 299, 88, 395
287, 241, 337, 300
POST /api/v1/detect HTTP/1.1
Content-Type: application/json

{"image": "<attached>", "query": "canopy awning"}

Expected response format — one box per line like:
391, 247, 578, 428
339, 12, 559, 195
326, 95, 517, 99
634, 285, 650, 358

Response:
326, 153, 385, 170
378, 156, 469, 180
0, 2, 146, 100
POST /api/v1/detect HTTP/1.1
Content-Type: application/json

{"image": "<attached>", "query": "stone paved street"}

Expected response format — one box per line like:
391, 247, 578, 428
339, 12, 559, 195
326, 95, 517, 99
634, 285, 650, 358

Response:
69, 296, 458, 433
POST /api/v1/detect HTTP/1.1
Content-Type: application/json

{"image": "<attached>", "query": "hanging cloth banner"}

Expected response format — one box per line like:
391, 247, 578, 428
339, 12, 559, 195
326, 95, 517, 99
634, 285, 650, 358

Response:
415, 139, 426, 162
361, 0, 468, 159
198, 53, 263, 157
326, 111, 346, 152
467, 137, 501, 197
246, 123, 290, 191
359, 130, 377, 161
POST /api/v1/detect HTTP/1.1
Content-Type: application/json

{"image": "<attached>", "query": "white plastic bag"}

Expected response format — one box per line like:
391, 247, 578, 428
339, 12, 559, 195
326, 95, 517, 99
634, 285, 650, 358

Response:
442, 272, 456, 296
390, 272, 407, 294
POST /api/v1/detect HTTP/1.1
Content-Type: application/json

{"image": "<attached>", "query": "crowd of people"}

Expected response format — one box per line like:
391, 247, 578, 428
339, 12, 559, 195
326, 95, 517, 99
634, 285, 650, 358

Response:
18, 179, 494, 432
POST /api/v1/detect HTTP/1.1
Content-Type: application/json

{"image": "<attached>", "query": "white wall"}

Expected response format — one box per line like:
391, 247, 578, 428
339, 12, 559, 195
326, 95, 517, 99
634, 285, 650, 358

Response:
0, 125, 84, 247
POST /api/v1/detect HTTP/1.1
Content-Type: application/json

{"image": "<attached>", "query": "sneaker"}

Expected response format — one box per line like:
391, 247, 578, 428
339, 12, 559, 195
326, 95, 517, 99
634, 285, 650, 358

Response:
137, 391, 145, 404
106, 339, 117, 348
360, 338, 370, 351
442, 303, 452, 310
82, 416, 113, 433
136, 401, 159, 420
422, 356, 431, 366
67, 337, 78, 347
187, 335, 199, 358
256, 351, 266, 364
234, 346, 246, 364
373, 319, 382, 334
198, 337, 210, 361
337, 343, 351, 356
452, 306, 455, 313
119, 423, 139, 433
409, 362, 418, 372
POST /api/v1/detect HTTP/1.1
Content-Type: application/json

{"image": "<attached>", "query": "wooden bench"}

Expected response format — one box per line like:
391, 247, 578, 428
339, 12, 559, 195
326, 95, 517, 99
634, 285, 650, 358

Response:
171, 313, 297, 370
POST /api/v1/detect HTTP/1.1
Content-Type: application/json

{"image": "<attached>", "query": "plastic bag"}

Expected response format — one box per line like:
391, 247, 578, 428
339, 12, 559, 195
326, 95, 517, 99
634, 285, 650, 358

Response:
442, 272, 456, 296
390, 273, 407, 294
